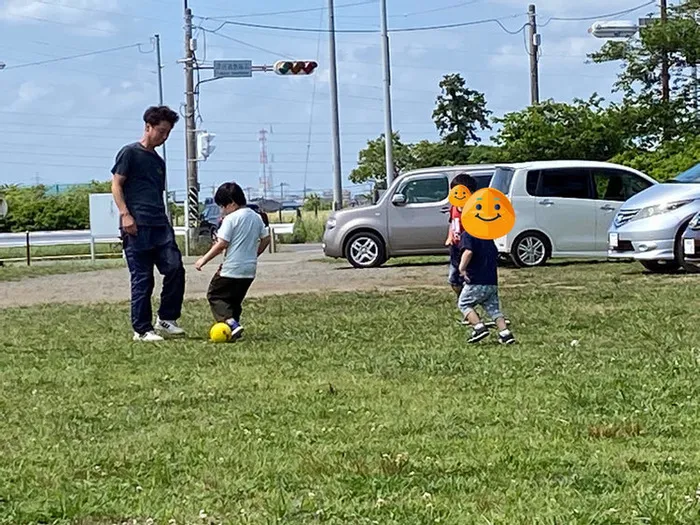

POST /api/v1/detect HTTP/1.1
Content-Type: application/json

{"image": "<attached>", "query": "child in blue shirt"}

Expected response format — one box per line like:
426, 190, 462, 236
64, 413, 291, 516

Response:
454, 229, 516, 344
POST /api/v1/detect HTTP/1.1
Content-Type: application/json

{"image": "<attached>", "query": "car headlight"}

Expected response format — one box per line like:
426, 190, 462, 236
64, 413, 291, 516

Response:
689, 213, 700, 230
325, 217, 337, 229
632, 200, 694, 222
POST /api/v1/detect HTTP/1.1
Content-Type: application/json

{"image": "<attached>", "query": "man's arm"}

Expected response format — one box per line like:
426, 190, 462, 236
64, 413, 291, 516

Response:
258, 235, 270, 256
111, 174, 137, 235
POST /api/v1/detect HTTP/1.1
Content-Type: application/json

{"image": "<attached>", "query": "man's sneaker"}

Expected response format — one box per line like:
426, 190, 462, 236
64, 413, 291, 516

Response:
226, 319, 244, 340
467, 324, 490, 344
498, 330, 516, 345
155, 318, 186, 337
133, 331, 164, 342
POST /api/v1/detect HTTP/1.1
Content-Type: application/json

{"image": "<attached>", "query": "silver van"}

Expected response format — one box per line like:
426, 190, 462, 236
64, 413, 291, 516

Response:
322, 165, 496, 268
489, 160, 657, 267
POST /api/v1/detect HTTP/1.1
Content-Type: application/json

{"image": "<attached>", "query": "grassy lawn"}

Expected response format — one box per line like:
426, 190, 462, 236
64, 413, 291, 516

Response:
2, 262, 700, 523
0, 259, 126, 282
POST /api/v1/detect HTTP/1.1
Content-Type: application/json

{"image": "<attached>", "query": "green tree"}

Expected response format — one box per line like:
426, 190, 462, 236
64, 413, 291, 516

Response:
349, 132, 417, 184
303, 193, 322, 217
589, 1, 700, 144
611, 136, 700, 181
492, 96, 629, 162
432, 73, 491, 147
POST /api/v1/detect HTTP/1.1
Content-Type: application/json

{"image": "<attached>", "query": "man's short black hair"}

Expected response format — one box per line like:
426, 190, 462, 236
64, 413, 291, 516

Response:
214, 182, 247, 207
451, 172, 478, 193
143, 105, 179, 127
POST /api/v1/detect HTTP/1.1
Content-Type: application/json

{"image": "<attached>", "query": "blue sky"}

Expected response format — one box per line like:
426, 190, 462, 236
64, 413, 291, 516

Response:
0, 0, 658, 200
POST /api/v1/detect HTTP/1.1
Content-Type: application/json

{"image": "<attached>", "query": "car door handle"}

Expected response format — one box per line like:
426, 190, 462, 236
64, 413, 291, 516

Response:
538, 199, 554, 206
441, 206, 450, 214
600, 204, 616, 211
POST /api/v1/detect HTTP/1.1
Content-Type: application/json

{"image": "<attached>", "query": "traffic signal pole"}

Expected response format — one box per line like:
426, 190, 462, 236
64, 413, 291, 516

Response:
183, 1, 199, 256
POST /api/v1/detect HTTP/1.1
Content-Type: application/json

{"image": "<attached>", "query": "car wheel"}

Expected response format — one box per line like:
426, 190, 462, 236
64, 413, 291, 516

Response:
675, 228, 700, 274
511, 232, 550, 268
640, 259, 680, 273
345, 231, 386, 268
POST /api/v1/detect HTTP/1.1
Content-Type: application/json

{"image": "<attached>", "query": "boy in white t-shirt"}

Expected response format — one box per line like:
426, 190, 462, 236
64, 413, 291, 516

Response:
194, 182, 270, 339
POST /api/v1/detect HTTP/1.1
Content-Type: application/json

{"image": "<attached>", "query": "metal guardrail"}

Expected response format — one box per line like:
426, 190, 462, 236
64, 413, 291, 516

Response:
0, 224, 295, 264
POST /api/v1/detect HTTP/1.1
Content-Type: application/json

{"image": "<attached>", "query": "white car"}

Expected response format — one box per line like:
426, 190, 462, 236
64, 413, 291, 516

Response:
488, 160, 658, 267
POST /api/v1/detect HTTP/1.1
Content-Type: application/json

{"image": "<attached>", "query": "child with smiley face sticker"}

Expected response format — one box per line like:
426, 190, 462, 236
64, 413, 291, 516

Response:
453, 188, 516, 345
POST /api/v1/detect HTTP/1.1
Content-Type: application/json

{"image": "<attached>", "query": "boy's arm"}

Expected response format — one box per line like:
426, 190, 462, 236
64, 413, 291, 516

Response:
195, 238, 229, 270
459, 249, 472, 275
257, 223, 271, 256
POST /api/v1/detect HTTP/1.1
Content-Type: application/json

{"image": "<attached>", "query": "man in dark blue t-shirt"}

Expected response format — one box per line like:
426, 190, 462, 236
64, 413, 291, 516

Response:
111, 105, 186, 342
455, 230, 516, 344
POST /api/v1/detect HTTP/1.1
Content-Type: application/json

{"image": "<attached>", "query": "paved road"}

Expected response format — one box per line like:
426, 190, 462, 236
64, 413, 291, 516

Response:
0, 246, 450, 309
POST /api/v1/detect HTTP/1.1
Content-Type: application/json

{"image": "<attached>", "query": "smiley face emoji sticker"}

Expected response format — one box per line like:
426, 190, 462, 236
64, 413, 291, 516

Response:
448, 184, 472, 208
460, 188, 516, 240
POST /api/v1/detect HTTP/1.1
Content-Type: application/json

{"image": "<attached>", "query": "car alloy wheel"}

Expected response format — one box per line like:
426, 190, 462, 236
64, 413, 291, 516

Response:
513, 233, 548, 267
346, 232, 386, 268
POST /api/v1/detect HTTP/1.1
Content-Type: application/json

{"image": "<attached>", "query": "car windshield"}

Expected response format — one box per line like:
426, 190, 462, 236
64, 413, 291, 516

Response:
668, 163, 700, 183
490, 167, 515, 194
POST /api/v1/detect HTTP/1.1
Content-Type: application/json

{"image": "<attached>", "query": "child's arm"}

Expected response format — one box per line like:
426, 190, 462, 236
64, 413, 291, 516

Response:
194, 238, 229, 271
459, 249, 472, 281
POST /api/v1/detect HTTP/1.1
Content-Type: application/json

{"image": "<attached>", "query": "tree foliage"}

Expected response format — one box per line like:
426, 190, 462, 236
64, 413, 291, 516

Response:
588, 1, 700, 144
432, 73, 491, 146
0, 181, 112, 232
349, 133, 417, 184
493, 96, 630, 162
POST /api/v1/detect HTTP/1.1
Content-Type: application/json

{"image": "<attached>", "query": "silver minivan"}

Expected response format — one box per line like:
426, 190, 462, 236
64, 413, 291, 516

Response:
322, 165, 496, 268
489, 160, 657, 267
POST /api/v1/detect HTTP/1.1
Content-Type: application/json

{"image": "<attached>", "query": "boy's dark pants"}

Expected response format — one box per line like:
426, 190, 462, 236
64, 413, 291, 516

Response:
122, 225, 186, 335
207, 270, 254, 322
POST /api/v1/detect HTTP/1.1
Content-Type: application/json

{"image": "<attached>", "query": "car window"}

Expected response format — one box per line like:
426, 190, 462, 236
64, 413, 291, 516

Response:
592, 169, 653, 201
536, 168, 592, 199
491, 167, 515, 194
474, 175, 492, 190
526, 171, 539, 196
397, 175, 449, 204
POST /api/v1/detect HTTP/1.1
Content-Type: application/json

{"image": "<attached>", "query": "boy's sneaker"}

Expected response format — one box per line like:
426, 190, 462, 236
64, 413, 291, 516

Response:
467, 324, 490, 344
226, 319, 244, 340
498, 330, 516, 345
133, 331, 164, 342
155, 318, 186, 337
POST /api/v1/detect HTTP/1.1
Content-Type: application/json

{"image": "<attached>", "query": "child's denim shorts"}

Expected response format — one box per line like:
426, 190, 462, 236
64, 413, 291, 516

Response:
458, 284, 503, 320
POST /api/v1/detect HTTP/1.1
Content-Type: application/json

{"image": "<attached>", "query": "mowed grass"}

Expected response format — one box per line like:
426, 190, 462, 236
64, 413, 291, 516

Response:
0, 259, 125, 282
3, 263, 700, 523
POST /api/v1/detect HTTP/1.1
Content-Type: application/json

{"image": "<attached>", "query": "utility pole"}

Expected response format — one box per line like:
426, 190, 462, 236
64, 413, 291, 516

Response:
528, 4, 540, 105
380, 0, 395, 188
328, 0, 343, 211
154, 33, 170, 223
183, 0, 199, 255
660, 0, 670, 103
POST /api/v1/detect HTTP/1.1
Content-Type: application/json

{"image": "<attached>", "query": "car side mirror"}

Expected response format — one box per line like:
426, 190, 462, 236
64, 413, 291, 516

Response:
392, 193, 407, 206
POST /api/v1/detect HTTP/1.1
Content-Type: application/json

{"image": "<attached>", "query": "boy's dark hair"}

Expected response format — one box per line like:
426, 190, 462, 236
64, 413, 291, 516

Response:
214, 182, 247, 207
451, 172, 478, 193
143, 105, 179, 127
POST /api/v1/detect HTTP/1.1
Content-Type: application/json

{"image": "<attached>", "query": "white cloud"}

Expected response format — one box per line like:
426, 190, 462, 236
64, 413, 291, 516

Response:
0, 0, 118, 35
6, 81, 54, 110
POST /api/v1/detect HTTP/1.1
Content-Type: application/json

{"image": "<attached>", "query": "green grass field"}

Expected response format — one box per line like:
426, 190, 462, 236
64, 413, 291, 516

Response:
2, 262, 700, 523
0, 259, 125, 282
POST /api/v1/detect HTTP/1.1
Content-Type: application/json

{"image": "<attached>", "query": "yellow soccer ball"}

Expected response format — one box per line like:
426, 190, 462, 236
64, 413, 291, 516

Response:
209, 322, 232, 343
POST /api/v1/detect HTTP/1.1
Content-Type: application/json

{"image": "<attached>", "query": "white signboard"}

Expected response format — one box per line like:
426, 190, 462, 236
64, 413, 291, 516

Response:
213, 60, 253, 78
89, 193, 120, 239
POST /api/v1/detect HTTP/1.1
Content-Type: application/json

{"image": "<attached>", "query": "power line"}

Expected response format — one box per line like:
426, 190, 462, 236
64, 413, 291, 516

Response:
200, 13, 527, 34
542, 1, 656, 25
204, 0, 377, 20
2, 43, 152, 70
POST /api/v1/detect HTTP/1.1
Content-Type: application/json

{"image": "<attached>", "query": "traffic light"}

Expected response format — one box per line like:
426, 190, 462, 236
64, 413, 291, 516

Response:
196, 130, 216, 161
273, 60, 318, 76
